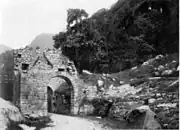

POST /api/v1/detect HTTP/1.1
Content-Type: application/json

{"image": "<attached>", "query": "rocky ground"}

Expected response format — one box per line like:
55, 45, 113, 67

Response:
80, 53, 179, 129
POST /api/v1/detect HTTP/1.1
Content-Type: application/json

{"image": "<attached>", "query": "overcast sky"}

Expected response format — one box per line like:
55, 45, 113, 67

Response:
0, 0, 117, 49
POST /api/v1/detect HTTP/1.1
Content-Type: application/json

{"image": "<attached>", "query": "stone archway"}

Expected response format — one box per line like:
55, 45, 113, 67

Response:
47, 75, 74, 115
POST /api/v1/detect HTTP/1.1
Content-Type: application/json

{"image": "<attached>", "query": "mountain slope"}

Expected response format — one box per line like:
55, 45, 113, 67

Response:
29, 33, 55, 53
0, 44, 11, 54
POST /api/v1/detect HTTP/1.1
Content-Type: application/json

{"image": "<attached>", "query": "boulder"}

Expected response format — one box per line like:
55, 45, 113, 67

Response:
0, 97, 24, 129
123, 105, 161, 129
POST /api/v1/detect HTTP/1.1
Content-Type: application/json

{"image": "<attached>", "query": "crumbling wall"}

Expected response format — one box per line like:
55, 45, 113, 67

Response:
14, 47, 34, 71
13, 47, 84, 116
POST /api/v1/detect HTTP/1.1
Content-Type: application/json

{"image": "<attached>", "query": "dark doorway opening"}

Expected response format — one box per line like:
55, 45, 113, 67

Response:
47, 86, 53, 112
47, 76, 73, 115
53, 91, 71, 114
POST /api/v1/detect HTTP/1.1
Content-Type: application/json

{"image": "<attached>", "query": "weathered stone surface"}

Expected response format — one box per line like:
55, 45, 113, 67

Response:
14, 47, 86, 116
0, 97, 24, 129
161, 69, 173, 76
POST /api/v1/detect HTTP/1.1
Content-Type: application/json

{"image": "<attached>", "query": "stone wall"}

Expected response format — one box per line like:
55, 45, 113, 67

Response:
13, 70, 21, 108
14, 46, 34, 71
20, 70, 49, 117
13, 47, 85, 116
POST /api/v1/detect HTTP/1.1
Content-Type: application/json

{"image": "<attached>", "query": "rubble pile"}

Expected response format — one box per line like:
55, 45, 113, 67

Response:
82, 54, 179, 129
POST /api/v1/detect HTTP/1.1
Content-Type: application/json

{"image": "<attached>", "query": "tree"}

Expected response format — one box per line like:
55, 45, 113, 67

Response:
53, 0, 178, 73
67, 8, 88, 29
53, 32, 67, 49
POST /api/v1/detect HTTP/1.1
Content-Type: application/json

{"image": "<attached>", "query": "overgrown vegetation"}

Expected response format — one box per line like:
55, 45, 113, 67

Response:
53, 0, 178, 74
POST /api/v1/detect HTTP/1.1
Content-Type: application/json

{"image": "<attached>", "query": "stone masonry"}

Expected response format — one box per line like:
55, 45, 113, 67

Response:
13, 46, 85, 117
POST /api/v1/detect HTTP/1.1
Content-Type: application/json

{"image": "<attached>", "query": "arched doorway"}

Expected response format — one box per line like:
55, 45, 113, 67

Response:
47, 76, 74, 115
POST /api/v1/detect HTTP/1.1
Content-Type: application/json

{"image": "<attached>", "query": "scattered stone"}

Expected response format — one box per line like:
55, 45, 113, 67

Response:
149, 98, 156, 104
167, 80, 179, 89
157, 103, 177, 108
161, 70, 173, 76
157, 97, 163, 101
172, 60, 177, 63
155, 55, 164, 60
109, 84, 114, 90
100, 87, 105, 92
157, 65, 165, 72
142, 61, 149, 66
82, 70, 93, 75
130, 79, 134, 81
131, 66, 137, 70
154, 72, 160, 76
120, 81, 124, 84
112, 78, 116, 81
156, 93, 161, 97
97, 80, 104, 87
177, 66, 180, 71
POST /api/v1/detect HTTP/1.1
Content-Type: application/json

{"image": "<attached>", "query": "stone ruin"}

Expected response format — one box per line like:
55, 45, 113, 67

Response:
13, 46, 85, 117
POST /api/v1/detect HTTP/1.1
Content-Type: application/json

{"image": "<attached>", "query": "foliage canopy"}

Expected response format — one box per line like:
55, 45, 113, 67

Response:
53, 0, 179, 73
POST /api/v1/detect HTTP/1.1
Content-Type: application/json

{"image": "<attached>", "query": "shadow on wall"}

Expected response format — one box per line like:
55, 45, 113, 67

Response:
0, 74, 13, 101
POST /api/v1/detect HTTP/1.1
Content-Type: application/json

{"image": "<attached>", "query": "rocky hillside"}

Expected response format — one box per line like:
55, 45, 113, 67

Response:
80, 53, 179, 129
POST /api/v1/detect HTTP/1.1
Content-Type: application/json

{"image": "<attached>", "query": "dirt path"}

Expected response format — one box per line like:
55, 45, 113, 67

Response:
41, 114, 104, 130
40, 113, 124, 130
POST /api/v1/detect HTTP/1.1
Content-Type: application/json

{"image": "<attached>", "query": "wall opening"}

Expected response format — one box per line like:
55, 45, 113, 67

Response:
21, 63, 29, 70
17, 54, 21, 58
58, 68, 65, 72
47, 76, 74, 115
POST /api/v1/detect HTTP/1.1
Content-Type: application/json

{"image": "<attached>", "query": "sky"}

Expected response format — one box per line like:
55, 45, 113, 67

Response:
0, 0, 117, 49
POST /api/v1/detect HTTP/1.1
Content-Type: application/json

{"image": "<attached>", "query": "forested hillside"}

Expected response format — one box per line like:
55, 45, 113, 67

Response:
53, 0, 179, 74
